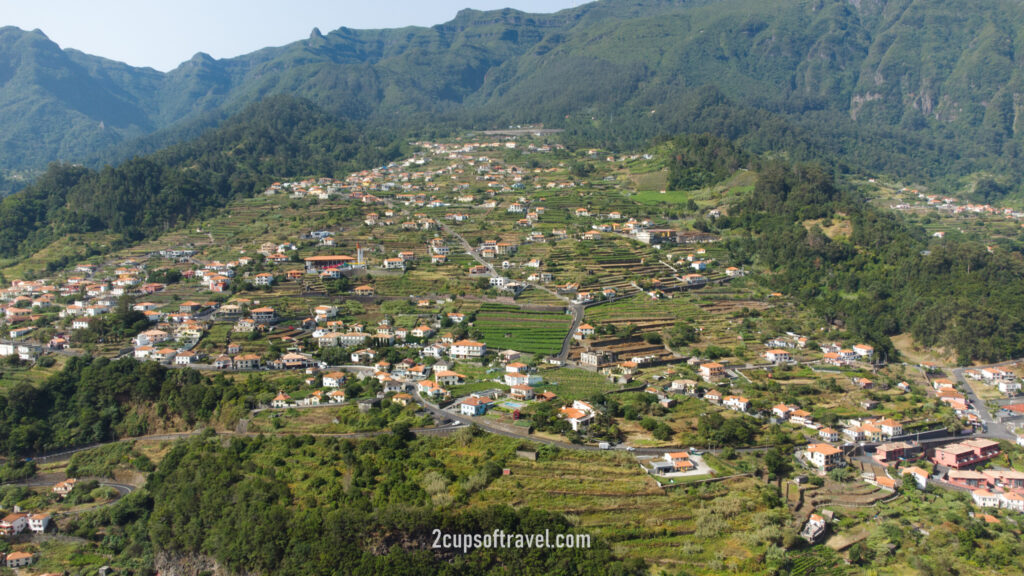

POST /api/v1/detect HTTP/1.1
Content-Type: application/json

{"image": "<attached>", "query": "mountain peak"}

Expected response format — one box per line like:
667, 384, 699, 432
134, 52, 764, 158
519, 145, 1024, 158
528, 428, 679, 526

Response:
310, 27, 325, 40
0, 26, 49, 39
190, 51, 214, 62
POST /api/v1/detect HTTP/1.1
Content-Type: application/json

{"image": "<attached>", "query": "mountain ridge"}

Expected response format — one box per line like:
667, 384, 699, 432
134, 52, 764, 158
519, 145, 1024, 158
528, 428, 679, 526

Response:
4, 0, 1024, 192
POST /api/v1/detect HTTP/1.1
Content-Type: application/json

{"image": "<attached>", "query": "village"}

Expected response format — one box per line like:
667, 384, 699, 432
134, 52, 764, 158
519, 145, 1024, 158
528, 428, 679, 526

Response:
0, 477, 125, 571
5, 132, 1024, 565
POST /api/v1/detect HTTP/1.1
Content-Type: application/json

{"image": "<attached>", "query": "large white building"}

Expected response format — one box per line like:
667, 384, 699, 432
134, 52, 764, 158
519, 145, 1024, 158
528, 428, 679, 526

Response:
805, 444, 843, 471
451, 340, 486, 359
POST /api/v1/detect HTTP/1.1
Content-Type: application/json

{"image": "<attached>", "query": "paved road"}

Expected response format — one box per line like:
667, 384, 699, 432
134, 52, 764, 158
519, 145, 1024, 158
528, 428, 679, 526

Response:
952, 367, 1015, 441
443, 223, 497, 277
5, 476, 138, 515
441, 222, 583, 361
410, 390, 793, 456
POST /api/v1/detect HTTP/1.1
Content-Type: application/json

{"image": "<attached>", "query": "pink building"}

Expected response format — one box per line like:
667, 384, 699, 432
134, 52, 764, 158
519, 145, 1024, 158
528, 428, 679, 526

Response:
931, 439, 1001, 470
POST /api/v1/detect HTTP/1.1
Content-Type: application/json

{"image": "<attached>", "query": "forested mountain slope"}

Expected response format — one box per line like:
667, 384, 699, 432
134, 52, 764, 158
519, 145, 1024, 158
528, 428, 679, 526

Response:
6, 0, 1024, 193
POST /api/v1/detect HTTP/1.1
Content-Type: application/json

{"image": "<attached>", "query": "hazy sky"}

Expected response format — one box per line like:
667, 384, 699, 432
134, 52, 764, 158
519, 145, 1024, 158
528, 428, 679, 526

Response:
3, 0, 583, 71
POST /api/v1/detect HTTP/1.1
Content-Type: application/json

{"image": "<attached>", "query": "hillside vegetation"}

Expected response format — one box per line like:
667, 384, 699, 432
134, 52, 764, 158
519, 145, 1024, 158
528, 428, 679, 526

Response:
0, 96, 401, 259
5, 1, 1024, 194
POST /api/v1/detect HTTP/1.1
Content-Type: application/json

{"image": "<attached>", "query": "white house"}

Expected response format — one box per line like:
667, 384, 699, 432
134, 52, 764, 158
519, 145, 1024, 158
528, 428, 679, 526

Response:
460, 396, 492, 416
559, 400, 596, 431
790, 410, 814, 427
999, 380, 1021, 395
337, 332, 369, 347
234, 354, 260, 370
435, 370, 466, 386
27, 514, 50, 533
251, 307, 277, 323
723, 395, 750, 412
451, 340, 486, 359
900, 466, 929, 490
134, 329, 170, 348
322, 372, 346, 388
972, 489, 1000, 509
509, 384, 535, 400
504, 372, 543, 387
805, 443, 843, 471
575, 324, 595, 339
253, 273, 274, 286
271, 392, 291, 408
772, 404, 796, 419
411, 325, 435, 339
878, 418, 903, 438
818, 427, 840, 443
852, 344, 874, 358
1000, 491, 1024, 512
699, 362, 725, 381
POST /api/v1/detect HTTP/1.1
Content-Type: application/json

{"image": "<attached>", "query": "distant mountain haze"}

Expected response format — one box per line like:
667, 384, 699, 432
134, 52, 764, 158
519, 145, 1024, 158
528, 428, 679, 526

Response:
3, 0, 1024, 189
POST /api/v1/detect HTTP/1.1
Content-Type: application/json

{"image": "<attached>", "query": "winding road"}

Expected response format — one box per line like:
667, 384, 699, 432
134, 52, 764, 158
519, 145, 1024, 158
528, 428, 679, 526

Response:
440, 222, 583, 360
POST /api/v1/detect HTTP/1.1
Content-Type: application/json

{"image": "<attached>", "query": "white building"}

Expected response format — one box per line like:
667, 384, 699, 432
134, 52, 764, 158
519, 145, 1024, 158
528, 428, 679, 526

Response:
451, 340, 486, 359
253, 273, 275, 286
805, 443, 843, 471
559, 400, 596, 431
27, 514, 50, 533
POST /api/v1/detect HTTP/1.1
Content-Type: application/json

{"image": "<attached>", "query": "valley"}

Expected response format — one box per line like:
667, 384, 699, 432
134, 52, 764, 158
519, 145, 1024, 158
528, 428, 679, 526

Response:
2, 129, 1024, 575
7, 1, 1024, 573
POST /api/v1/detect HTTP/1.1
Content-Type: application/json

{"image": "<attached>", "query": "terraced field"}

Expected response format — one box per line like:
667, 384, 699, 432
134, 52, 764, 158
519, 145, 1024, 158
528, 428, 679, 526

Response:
535, 366, 622, 400
472, 303, 572, 356
514, 286, 566, 305
472, 451, 779, 572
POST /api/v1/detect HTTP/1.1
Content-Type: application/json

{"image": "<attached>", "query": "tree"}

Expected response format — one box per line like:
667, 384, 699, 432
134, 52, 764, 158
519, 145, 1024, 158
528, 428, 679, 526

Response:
667, 321, 699, 348
828, 466, 854, 483
764, 447, 788, 477
652, 422, 674, 441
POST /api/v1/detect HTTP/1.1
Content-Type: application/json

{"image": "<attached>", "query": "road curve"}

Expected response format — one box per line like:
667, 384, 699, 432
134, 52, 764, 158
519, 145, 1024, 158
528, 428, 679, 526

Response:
441, 222, 581, 360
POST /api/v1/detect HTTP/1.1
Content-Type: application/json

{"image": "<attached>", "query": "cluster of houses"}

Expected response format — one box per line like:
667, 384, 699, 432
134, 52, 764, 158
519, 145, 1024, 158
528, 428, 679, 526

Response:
442, 357, 565, 419
0, 250, 327, 364
964, 366, 1022, 396
905, 439, 1024, 516
0, 258, 174, 358
894, 188, 1024, 223
0, 510, 50, 537
927, 377, 973, 413
0, 478, 81, 569
261, 336, 591, 430
267, 138, 565, 212
858, 437, 1024, 517
133, 300, 285, 368
269, 388, 346, 408
819, 342, 875, 367
802, 434, 1018, 516
264, 177, 348, 199
0, 262, 151, 334
393, 350, 587, 430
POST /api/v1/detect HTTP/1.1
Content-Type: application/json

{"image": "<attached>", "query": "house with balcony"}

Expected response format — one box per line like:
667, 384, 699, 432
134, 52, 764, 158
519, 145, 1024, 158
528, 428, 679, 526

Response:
805, 444, 844, 471
932, 439, 1001, 470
